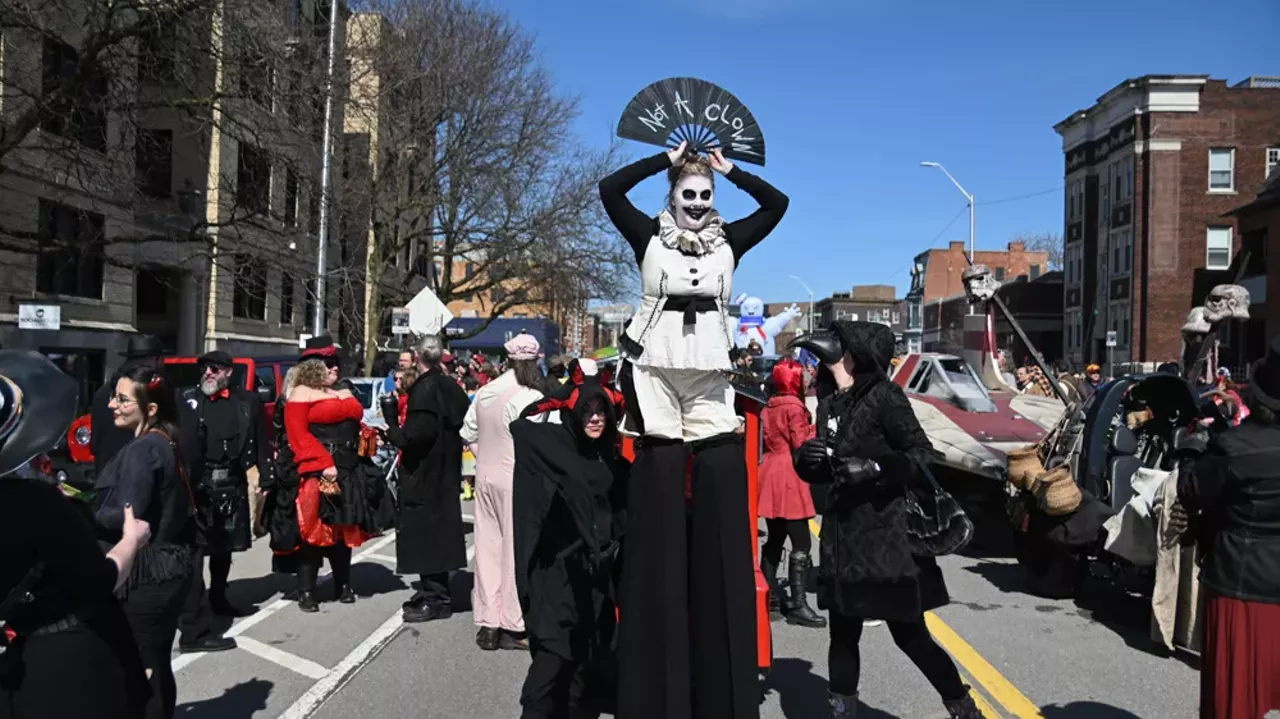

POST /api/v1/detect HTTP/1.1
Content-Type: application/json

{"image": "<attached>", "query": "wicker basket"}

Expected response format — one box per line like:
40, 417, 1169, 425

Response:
1033, 466, 1082, 517
1006, 444, 1045, 491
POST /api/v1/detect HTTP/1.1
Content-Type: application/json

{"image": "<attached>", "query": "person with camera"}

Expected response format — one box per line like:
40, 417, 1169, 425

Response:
0, 350, 152, 719
790, 321, 979, 719
176, 351, 267, 651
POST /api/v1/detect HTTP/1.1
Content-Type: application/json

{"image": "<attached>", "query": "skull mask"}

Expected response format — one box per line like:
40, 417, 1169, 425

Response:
1203, 284, 1251, 322
671, 173, 715, 231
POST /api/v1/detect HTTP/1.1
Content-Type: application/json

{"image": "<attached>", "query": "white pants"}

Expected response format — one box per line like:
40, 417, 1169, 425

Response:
629, 363, 740, 442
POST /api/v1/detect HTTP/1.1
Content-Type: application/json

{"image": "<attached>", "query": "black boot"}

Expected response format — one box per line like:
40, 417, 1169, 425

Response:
761, 555, 782, 619
784, 551, 827, 628
296, 560, 319, 614
829, 692, 857, 718
944, 692, 982, 719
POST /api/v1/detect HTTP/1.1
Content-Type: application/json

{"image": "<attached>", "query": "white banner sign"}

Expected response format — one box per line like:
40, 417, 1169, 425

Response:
391, 307, 411, 335
18, 304, 60, 330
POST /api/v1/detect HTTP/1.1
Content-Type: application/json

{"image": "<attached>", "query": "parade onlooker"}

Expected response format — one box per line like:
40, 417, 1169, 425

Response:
1177, 335, 1280, 719
1076, 363, 1103, 400
462, 334, 546, 651
0, 350, 152, 719
379, 336, 470, 624
384, 350, 415, 394
94, 365, 198, 719
758, 359, 824, 629
791, 322, 980, 719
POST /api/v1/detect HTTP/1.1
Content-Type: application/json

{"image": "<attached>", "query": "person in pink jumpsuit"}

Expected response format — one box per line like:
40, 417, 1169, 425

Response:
460, 334, 545, 651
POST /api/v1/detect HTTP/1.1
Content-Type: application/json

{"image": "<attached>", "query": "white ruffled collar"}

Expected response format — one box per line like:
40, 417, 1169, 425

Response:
657, 209, 727, 256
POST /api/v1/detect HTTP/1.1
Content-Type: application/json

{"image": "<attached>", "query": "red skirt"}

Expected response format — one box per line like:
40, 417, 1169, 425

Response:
1200, 590, 1280, 719
296, 477, 373, 549
757, 450, 816, 520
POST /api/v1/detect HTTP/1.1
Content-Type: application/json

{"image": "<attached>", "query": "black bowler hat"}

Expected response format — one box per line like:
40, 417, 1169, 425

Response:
1248, 334, 1280, 411
300, 334, 339, 360
121, 334, 166, 359
0, 350, 79, 476
198, 350, 234, 368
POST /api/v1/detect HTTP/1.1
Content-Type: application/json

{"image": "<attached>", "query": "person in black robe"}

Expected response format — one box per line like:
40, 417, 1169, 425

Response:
511, 359, 630, 719
176, 350, 268, 650
790, 322, 979, 719
380, 335, 469, 623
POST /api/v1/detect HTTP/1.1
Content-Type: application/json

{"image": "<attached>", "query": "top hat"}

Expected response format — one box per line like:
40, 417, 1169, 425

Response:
198, 350, 235, 368
1249, 334, 1280, 411
0, 351, 79, 477
301, 335, 339, 360
121, 334, 166, 359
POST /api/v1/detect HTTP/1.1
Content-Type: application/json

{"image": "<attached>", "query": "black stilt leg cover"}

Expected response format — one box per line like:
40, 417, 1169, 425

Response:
690, 433, 759, 719
616, 439, 690, 719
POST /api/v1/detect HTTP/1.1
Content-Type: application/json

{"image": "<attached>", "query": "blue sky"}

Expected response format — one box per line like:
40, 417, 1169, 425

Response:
497, 0, 1278, 305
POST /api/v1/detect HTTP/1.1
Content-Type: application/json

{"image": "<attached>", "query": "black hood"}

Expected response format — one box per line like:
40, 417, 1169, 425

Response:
830, 320, 895, 375
563, 381, 618, 453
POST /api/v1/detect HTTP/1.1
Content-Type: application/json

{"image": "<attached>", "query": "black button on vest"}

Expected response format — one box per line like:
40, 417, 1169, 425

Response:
691, 279, 699, 287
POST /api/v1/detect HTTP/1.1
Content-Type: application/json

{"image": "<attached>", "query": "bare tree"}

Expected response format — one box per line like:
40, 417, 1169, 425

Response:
336, 0, 636, 366
1015, 231, 1063, 272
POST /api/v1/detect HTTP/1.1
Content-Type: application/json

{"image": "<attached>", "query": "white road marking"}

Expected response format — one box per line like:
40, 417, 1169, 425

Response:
365, 553, 398, 565
235, 636, 331, 680
277, 542, 479, 719
173, 531, 399, 673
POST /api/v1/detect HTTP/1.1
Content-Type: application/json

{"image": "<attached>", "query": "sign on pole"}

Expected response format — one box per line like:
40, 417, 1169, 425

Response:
406, 286, 453, 337
391, 307, 411, 335
17, 304, 60, 331
1105, 330, 1117, 348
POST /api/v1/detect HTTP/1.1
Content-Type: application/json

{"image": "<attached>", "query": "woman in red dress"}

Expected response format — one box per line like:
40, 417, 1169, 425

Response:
283, 344, 381, 613
758, 358, 824, 629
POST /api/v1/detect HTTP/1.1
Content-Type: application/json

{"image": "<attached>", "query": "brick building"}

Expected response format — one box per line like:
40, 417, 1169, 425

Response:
1054, 75, 1280, 368
906, 240, 1050, 353
924, 272, 1064, 365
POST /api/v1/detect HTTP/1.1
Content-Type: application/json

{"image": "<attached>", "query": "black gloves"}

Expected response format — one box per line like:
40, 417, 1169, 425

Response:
794, 439, 830, 474
835, 456, 883, 486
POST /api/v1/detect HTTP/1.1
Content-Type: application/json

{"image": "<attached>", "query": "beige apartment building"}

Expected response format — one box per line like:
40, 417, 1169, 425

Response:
0, 0, 348, 403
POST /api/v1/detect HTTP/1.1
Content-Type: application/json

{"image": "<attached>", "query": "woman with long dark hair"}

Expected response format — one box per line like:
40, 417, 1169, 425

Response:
1178, 336, 1280, 719
0, 350, 152, 719
94, 364, 198, 719
758, 358, 824, 628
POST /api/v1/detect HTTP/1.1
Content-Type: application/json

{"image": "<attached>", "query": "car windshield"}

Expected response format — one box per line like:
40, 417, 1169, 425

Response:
938, 358, 990, 401
164, 362, 249, 391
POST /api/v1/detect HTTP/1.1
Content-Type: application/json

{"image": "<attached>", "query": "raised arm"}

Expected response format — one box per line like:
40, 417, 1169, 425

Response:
599, 152, 671, 263
723, 165, 789, 262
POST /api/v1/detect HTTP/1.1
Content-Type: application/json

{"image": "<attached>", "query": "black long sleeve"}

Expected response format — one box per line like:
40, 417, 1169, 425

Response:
876, 384, 940, 492
248, 400, 270, 480
598, 153, 671, 263
723, 166, 789, 262
1177, 442, 1232, 515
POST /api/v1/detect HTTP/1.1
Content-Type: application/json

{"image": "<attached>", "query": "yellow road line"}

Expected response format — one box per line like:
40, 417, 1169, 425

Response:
803, 519, 1039, 718
925, 612, 1044, 718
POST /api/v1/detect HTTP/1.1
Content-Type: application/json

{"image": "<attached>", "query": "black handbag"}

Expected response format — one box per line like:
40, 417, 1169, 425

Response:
903, 457, 974, 557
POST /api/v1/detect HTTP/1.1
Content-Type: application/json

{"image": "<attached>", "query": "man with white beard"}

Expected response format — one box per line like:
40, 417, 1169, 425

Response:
176, 350, 268, 652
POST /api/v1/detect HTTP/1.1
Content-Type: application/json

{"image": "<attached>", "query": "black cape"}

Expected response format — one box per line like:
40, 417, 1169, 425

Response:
382, 367, 470, 575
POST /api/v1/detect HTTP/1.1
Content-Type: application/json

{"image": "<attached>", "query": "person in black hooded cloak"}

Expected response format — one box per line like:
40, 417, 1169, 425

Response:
790, 321, 980, 719
510, 358, 630, 719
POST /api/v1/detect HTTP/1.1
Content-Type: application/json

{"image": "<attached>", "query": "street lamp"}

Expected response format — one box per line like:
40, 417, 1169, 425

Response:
920, 161, 975, 263
789, 275, 815, 335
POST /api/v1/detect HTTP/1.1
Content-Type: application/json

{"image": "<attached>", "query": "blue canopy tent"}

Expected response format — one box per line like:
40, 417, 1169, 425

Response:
443, 317, 561, 356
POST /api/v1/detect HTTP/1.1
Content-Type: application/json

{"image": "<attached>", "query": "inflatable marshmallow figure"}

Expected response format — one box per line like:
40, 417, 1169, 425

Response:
731, 294, 803, 356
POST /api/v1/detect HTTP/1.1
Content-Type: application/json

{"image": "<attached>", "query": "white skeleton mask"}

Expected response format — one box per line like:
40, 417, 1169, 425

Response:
671, 173, 715, 231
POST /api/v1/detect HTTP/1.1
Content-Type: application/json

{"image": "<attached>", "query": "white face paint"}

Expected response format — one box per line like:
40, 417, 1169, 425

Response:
672, 174, 715, 231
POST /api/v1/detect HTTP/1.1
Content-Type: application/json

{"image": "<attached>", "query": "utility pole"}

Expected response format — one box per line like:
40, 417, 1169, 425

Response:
311, 0, 341, 337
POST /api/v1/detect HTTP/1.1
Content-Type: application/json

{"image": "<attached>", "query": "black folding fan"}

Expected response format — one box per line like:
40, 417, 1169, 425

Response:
616, 77, 766, 166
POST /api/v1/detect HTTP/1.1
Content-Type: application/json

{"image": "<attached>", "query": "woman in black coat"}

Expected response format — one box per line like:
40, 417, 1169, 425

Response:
791, 321, 979, 719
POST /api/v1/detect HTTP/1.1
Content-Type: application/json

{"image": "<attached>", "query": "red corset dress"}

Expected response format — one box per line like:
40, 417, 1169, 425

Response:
285, 397, 375, 548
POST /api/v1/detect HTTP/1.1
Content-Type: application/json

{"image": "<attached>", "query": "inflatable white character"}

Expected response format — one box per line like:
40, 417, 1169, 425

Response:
731, 294, 803, 357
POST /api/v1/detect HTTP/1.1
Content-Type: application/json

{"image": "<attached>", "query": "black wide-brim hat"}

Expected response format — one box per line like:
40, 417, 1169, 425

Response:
300, 334, 339, 361
788, 321, 896, 374
120, 333, 168, 359
0, 350, 79, 477
1248, 334, 1280, 411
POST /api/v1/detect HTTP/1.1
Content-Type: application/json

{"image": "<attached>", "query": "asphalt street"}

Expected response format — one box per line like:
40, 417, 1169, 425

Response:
173, 501, 1200, 718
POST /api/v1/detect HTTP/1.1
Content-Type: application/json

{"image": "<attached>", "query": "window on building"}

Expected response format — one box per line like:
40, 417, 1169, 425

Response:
1206, 226, 1233, 270
280, 271, 295, 325
36, 200, 106, 299
237, 143, 271, 215
137, 27, 176, 84
465, 262, 475, 279
892, 311, 900, 325
1209, 148, 1235, 192
994, 267, 1005, 281
135, 128, 173, 198
41, 38, 109, 152
1268, 148, 1280, 179
1109, 302, 1131, 347
1100, 175, 1110, 220
232, 254, 267, 320
283, 170, 299, 227
1030, 264, 1041, 279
